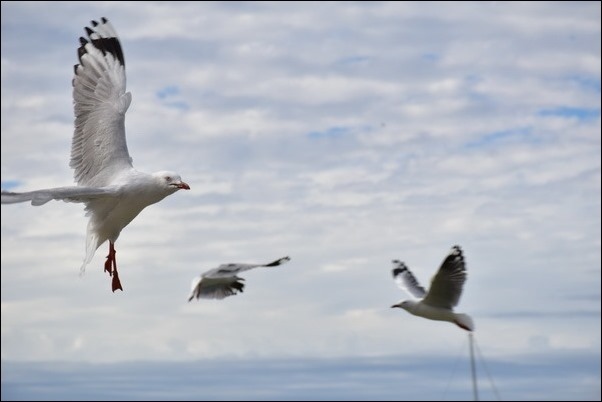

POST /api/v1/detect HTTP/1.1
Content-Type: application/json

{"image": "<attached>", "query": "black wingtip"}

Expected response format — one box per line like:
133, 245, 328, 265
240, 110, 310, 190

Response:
440, 245, 466, 273
231, 280, 245, 293
392, 266, 407, 277
264, 257, 290, 267
75, 17, 126, 73
450, 245, 463, 257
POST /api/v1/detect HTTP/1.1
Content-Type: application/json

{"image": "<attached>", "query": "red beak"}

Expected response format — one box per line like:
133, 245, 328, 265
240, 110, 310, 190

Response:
177, 182, 190, 190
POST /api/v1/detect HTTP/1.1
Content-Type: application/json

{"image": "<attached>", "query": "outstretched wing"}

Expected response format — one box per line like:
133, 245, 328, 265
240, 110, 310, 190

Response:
422, 245, 467, 309
203, 256, 291, 279
71, 17, 133, 187
188, 276, 245, 301
1, 187, 116, 206
391, 260, 427, 299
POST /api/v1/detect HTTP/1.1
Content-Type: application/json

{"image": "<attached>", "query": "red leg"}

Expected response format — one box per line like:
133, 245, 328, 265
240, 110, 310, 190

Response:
111, 262, 123, 292
104, 242, 123, 292
104, 243, 115, 275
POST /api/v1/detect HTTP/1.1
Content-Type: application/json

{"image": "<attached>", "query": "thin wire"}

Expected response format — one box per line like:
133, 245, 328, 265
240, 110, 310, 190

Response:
441, 335, 468, 401
474, 336, 502, 401
469, 332, 479, 401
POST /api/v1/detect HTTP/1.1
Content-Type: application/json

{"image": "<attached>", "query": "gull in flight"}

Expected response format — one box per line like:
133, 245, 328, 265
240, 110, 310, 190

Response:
390, 245, 474, 331
1, 18, 190, 292
188, 256, 291, 301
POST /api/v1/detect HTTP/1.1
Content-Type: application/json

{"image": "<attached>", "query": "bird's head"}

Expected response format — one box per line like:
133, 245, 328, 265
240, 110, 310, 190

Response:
391, 300, 415, 311
153, 171, 190, 193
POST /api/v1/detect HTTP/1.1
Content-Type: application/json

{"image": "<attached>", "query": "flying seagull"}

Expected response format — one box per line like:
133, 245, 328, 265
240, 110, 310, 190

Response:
390, 245, 474, 331
1, 18, 190, 292
188, 256, 291, 301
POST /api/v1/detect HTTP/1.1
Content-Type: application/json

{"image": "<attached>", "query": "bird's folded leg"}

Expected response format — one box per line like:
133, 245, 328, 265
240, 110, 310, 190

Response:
104, 242, 116, 276
104, 256, 113, 275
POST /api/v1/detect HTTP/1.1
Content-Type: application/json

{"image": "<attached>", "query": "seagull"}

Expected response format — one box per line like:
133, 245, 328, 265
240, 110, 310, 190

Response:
188, 256, 291, 301
390, 245, 474, 331
1, 18, 190, 292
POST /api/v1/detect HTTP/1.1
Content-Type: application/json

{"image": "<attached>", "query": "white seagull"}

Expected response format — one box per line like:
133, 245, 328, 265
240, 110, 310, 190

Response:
390, 245, 474, 331
1, 18, 190, 292
188, 256, 291, 301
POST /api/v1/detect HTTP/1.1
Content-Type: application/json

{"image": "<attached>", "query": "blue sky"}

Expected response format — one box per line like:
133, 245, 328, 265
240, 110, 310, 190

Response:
1, 1, 600, 400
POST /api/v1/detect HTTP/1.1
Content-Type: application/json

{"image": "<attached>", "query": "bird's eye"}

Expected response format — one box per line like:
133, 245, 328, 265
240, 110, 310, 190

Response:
165, 176, 171, 182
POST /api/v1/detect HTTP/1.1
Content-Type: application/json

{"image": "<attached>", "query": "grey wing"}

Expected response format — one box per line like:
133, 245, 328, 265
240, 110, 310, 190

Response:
391, 260, 427, 299
188, 276, 245, 301
71, 18, 133, 187
422, 245, 467, 309
204, 256, 291, 279
1, 187, 116, 206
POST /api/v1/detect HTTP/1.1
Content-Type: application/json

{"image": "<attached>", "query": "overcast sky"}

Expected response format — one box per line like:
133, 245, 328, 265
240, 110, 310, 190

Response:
1, 1, 600, 400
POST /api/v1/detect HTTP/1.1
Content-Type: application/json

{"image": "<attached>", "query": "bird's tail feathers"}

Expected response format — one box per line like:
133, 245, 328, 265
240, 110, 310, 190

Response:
454, 313, 475, 332
80, 227, 101, 275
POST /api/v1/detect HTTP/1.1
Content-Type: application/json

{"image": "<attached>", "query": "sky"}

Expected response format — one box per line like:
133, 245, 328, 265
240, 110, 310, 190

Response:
1, 1, 600, 400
